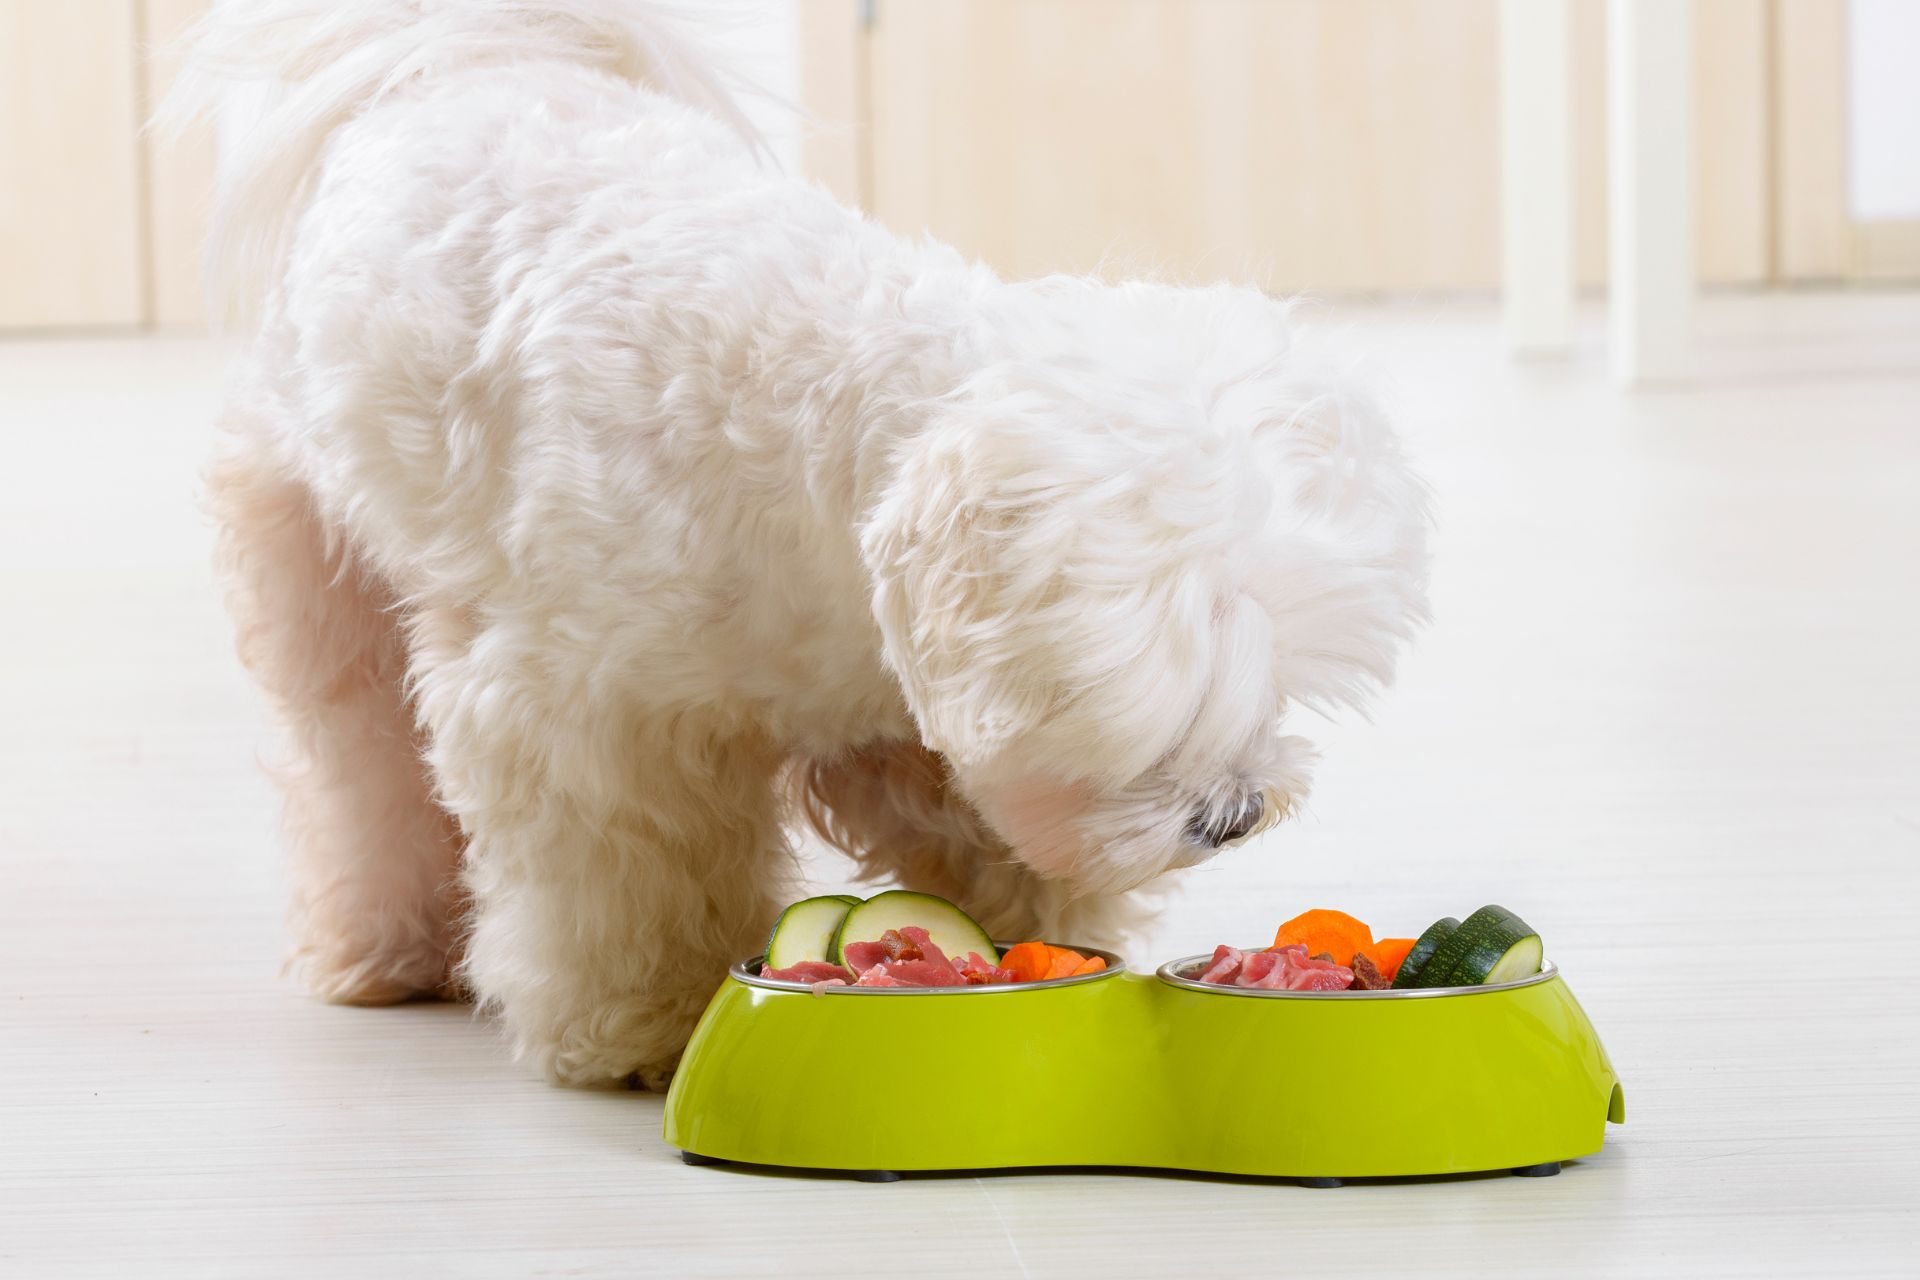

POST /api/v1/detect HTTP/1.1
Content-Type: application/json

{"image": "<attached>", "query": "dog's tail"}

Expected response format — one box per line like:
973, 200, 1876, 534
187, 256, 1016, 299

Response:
165, 1, 768, 328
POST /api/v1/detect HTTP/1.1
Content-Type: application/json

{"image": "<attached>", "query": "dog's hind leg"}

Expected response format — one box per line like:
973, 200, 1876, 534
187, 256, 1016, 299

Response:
411, 636, 793, 1086
209, 447, 464, 1004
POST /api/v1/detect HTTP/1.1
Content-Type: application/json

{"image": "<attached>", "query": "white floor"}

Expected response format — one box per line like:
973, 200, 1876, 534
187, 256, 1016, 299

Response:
3, 294, 1917, 1277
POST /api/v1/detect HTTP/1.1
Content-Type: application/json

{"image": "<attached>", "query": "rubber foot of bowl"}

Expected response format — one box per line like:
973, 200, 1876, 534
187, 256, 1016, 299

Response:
1512, 1162, 1561, 1178
853, 1170, 902, 1183
680, 1150, 722, 1167
1297, 1177, 1344, 1189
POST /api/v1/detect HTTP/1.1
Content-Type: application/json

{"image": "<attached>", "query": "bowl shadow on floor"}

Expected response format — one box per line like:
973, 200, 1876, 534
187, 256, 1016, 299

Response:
666, 1152, 1583, 1189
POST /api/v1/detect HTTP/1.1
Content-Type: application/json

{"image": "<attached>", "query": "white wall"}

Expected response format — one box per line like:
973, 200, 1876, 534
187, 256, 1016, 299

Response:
707, 0, 804, 176
1849, 0, 1920, 220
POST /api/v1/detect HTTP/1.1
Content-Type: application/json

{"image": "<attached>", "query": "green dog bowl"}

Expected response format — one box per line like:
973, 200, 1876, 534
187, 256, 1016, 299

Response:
661, 946, 1623, 1182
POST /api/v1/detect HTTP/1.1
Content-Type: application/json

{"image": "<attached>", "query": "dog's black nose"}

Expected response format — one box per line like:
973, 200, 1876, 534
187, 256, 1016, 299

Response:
1190, 794, 1265, 847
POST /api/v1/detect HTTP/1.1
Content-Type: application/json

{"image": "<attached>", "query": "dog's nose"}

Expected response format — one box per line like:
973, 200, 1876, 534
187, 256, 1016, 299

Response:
1190, 794, 1265, 847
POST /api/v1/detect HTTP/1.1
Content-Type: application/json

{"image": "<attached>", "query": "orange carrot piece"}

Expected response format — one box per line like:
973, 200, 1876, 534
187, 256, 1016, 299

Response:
1004, 941, 1103, 981
1000, 941, 1053, 983
1273, 909, 1375, 966
1362, 937, 1417, 979
1044, 946, 1086, 979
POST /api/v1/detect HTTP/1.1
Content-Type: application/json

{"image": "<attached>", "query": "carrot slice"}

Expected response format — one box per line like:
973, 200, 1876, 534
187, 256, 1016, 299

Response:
1044, 946, 1086, 979
1002, 941, 1103, 981
1362, 937, 1417, 979
1000, 941, 1053, 983
1273, 909, 1375, 966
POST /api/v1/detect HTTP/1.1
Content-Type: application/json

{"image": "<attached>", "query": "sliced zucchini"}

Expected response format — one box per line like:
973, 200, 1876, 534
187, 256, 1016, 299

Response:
1480, 932, 1545, 984
1405, 904, 1542, 988
1389, 916, 1460, 989
829, 890, 998, 967
763, 895, 860, 969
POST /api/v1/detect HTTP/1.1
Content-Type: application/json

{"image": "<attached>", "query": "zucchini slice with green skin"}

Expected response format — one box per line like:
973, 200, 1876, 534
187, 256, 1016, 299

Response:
1405, 904, 1542, 988
1478, 931, 1545, 984
1389, 916, 1460, 989
763, 895, 860, 969
829, 890, 998, 968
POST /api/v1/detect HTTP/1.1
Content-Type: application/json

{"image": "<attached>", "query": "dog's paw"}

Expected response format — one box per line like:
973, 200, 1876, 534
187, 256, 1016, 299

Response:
544, 1037, 682, 1089
292, 934, 452, 1007
508, 992, 697, 1088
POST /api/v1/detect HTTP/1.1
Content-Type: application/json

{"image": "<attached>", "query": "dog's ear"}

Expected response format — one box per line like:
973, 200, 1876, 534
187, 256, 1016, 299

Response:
860, 418, 1051, 768
860, 410, 1221, 777
1237, 360, 1433, 715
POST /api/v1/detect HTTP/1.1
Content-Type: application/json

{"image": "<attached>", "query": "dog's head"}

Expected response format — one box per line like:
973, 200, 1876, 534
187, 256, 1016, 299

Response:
862, 279, 1430, 898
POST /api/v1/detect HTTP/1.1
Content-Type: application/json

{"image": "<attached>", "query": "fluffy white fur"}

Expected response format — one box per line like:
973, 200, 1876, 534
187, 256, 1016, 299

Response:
178, 0, 1430, 1086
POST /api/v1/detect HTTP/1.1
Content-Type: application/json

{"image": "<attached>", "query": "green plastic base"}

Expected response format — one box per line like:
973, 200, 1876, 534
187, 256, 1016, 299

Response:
662, 966, 1621, 1179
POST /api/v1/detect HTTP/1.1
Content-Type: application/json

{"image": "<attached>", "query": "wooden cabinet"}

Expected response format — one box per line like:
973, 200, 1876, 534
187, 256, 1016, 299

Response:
0, 2, 145, 328
0, 0, 1908, 332
805, 0, 1914, 291
0, 0, 211, 331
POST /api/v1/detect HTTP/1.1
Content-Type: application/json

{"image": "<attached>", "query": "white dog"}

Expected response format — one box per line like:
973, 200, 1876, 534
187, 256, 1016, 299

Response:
179, 0, 1430, 1087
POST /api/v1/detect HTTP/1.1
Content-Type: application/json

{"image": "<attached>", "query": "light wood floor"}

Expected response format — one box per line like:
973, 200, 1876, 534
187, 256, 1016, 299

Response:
3, 294, 1916, 1277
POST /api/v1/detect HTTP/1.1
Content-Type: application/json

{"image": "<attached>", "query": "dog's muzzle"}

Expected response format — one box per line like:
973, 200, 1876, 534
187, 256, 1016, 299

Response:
1187, 793, 1267, 848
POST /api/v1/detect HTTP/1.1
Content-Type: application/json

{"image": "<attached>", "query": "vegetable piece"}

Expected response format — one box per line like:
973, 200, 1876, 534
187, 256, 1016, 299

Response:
1045, 946, 1088, 979
999, 941, 1054, 982
1360, 937, 1417, 979
829, 890, 998, 969
763, 895, 860, 969
1389, 917, 1460, 989
1272, 908, 1375, 965
1402, 905, 1542, 989
1479, 932, 1545, 984
990, 941, 1102, 981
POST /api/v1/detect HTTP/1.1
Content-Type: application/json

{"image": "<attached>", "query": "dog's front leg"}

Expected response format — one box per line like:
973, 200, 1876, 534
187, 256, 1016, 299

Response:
418, 649, 789, 1086
462, 731, 788, 1087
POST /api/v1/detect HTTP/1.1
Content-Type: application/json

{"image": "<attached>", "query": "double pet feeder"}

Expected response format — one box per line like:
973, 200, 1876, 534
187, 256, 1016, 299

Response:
662, 949, 1623, 1184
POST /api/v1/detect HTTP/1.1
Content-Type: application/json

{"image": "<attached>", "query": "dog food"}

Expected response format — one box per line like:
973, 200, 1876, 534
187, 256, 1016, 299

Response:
758, 891, 1106, 989
1348, 952, 1391, 990
756, 959, 861, 989
1189, 905, 1544, 991
1193, 943, 1354, 990
759, 926, 1092, 988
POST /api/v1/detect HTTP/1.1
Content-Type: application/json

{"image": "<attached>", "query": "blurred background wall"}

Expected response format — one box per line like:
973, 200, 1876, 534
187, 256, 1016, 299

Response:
1, 0, 211, 329
2, 0, 1915, 334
